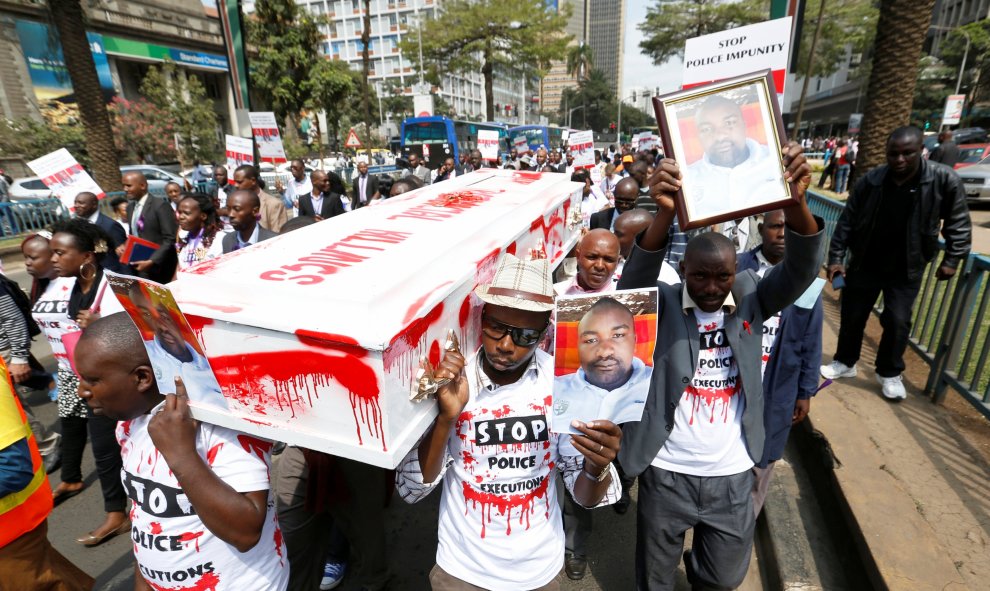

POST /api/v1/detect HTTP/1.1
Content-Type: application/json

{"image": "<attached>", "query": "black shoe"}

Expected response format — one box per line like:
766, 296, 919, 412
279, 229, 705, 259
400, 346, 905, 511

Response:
565, 554, 587, 580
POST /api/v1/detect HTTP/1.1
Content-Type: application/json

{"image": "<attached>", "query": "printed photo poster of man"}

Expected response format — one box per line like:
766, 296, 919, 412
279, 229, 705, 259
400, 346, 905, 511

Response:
105, 271, 229, 411
551, 288, 658, 434
655, 71, 794, 229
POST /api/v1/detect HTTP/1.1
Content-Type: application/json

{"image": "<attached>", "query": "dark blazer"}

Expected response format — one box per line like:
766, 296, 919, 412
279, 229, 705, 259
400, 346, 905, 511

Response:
737, 246, 823, 467
589, 208, 615, 231
92, 213, 128, 274
210, 181, 237, 205
126, 195, 178, 283
614, 219, 824, 476
298, 192, 346, 219
221, 226, 278, 255
351, 174, 380, 209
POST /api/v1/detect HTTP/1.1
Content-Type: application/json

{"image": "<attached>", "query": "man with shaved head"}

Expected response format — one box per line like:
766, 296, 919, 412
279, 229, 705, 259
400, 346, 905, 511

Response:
618, 143, 823, 589
685, 93, 785, 221
75, 191, 127, 273
121, 171, 178, 283
75, 313, 289, 589
590, 177, 639, 231
297, 170, 345, 220
554, 229, 620, 296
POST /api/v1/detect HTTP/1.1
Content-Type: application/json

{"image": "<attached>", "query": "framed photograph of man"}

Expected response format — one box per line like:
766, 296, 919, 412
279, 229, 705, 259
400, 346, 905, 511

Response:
652, 70, 796, 230
551, 288, 659, 434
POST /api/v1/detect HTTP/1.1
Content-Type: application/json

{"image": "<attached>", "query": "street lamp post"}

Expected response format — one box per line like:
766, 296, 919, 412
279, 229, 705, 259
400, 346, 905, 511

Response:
567, 105, 585, 128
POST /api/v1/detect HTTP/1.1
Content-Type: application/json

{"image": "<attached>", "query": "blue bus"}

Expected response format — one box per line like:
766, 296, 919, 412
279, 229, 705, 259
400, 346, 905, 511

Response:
508, 125, 568, 154
400, 116, 509, 169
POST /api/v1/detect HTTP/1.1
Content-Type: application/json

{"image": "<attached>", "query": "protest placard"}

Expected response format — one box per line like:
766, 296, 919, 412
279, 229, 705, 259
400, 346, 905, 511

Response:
568, 130, 595, 169
26, 148, 103, 212
478, 129, 501, 162
249, 112, 288, 164
225, 135, 254, 172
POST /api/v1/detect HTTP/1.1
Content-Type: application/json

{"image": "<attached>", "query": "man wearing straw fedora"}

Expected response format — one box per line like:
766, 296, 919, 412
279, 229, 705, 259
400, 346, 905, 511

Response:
397, 254, 623, 590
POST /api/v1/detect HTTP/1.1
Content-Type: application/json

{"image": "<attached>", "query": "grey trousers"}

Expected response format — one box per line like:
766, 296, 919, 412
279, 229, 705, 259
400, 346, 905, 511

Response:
563, 492, 592, 558
751, 463, 777, 517
636, 466, 755, 591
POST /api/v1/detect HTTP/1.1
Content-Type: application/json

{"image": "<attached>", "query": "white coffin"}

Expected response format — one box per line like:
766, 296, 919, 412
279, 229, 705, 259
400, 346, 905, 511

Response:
170, 169, 582, 468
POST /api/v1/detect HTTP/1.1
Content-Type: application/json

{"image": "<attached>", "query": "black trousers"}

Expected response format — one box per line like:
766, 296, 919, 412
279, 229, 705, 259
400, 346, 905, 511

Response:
833, 274, 922, 378
60, 412, 126, 513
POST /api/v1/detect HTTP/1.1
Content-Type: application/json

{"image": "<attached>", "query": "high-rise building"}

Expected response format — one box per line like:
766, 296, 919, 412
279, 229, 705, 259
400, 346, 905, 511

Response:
588, 0, 625, 99
928, 0, 990, 55
296, 0, 526, 124
541, 0, 587, 117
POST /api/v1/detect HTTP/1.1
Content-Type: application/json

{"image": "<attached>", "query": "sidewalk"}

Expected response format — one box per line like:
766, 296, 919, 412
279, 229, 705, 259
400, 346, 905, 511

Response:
812, 283, 989, 590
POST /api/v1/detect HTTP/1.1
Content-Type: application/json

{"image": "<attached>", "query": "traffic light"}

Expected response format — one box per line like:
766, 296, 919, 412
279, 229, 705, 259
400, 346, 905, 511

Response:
495, 103, 501, 112
631, 91, 637, 102
609, 122, 616, 130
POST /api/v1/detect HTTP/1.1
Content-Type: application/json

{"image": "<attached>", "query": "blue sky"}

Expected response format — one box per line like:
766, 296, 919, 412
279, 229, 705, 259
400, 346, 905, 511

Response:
622, 0, 682, 97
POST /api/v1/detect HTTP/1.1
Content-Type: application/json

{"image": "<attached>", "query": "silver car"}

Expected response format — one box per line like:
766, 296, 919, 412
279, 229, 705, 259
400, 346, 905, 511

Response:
958, 162, 990, 203
119, 165, 186, 193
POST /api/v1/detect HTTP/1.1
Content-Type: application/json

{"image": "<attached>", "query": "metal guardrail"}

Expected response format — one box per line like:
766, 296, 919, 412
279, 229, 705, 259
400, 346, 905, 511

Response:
807, 190, 990, 418
0, 198, 69, 238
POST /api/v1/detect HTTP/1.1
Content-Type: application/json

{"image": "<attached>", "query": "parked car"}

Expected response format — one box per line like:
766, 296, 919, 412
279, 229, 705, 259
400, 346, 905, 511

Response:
958, 160, 990, 202
8, 177, 52, 200
120, 165, 185, 194
955, 144, 990, 169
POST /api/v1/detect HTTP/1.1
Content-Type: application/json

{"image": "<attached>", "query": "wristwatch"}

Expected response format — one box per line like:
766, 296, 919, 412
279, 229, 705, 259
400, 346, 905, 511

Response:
581, 462, 611, 483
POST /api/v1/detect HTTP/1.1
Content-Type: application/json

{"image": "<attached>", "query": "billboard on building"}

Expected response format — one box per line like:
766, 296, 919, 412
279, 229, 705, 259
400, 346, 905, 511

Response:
14, 20, 116, 107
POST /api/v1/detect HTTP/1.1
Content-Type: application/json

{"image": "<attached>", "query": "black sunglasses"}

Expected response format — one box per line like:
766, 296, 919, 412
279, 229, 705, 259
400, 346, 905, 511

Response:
481, 313, 548, 347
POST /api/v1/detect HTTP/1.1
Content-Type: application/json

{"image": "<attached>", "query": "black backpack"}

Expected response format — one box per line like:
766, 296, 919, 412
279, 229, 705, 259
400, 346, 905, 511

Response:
0, 274, 41, 338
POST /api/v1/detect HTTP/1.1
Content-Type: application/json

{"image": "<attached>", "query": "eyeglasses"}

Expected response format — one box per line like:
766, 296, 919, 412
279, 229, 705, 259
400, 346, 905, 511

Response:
481, 313, 547, 347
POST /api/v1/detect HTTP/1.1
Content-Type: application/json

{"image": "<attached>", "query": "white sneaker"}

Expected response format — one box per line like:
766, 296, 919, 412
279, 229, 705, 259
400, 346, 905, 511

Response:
877, 374, 907, 401
820, 360, 857, 379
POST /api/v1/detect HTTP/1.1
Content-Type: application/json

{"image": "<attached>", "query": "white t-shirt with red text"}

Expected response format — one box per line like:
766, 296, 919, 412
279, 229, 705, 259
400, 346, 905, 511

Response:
117, 404, 288, 591
396, 349, 620, 590
653, 308, 753, 476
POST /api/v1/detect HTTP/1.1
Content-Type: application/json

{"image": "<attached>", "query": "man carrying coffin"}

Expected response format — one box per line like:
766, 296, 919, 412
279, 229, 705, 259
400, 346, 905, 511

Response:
397, 254, 622, 590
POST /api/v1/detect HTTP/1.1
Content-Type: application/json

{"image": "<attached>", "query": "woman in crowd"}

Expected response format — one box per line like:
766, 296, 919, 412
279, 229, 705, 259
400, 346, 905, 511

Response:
175, 192, 223, 272
28, 219, 128, 546
109, 196, 129, 235
600, 163, 620, 205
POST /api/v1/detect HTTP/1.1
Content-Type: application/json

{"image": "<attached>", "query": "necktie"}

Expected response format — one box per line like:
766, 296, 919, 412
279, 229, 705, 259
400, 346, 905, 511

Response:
360, 176, 367, 203
131, 201, 143, 235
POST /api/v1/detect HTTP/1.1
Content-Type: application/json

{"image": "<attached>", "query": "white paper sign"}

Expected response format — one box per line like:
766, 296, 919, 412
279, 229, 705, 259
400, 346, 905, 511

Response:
513, 135, 531, 155
568, 130, 595, 169
248, 112, 287, 164
225, 135, 254, 172
27, 148, 104, 212
683, 17, 792, 99
478, 129, 500, 162
943, 94, 965, 126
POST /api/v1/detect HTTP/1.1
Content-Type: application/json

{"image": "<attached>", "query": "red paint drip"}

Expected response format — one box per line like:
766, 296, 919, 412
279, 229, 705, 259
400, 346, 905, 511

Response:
428, 340, 441, 366
274, 526, 284, 565
459, 296, 472, 327
401, 282, 453, 326
149, 522, 162, 534
184, 315, 214, 345
206, 443, 223, 467
506, 242, 517, 255
461, 475, 550, 538
238, 435, 273, 461
178, 530, 204, 552
685, 384, 738, 425
294, 329, 362, 349
146, 572, 219, 591
208, 349, 384, 449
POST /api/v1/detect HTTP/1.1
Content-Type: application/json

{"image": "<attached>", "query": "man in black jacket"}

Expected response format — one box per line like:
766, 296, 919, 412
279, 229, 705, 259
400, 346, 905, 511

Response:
298, 170, 346, 220
122, 172, 179, 283
589, 178, 639, 231
928, 130, 960, 168
74, 191, 127, 273
822, 126, 971, 400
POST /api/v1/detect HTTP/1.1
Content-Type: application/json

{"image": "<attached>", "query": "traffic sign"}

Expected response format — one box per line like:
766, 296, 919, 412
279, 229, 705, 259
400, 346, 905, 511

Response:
345, 128, 362, 148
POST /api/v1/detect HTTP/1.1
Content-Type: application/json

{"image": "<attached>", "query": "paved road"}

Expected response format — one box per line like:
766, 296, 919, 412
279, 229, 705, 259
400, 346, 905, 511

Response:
967, 202, 990, 254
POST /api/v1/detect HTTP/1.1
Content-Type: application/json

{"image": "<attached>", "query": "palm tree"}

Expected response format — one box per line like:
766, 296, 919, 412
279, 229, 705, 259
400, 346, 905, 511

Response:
48, 0, 121, 190
566, 42, 594, 82
856, 0, 936, 176
361, 0, 373, 129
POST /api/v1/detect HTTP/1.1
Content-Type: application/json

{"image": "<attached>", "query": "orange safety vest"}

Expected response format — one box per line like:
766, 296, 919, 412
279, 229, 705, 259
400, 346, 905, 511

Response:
0, 359, 53, 548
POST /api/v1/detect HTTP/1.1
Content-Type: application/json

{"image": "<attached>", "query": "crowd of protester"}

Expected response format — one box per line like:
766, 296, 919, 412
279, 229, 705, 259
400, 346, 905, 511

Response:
0, 124, 971, 591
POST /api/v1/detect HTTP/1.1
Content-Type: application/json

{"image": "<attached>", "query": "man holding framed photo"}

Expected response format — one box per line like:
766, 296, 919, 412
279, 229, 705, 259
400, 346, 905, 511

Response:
617, 142, 823, 590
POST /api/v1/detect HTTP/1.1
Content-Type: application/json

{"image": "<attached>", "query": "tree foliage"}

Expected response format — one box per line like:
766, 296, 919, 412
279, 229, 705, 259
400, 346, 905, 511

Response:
108, 97, 177, 163
639, 0, 768, 65
305, 58, 360, 149
557, 69, 652, 132
248, 0, 324, 125
940, 20, 990, 107
140, 61, 220, 163
911, 56, 956, 128
794, 0, 877, 79
0, 106, 87, 165
567, 43, 594, 81
400, 0, 571, 120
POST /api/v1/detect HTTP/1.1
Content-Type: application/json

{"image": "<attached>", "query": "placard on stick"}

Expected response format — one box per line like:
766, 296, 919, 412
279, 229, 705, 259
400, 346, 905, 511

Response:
27, 148, 104, 212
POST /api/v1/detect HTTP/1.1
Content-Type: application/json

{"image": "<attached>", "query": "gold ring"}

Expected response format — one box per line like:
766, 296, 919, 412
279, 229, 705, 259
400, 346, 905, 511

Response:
598, 443, 603, 453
